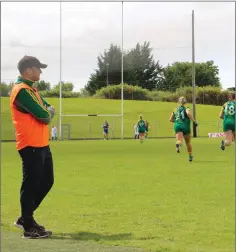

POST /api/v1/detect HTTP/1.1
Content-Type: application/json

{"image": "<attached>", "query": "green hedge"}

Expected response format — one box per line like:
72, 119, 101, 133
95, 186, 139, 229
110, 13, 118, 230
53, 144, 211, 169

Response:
94, 84, 151, 100
94, 84, 232, 105
175, 86, 229, 105
39, 90, 81, 98
1, 81, 231, 106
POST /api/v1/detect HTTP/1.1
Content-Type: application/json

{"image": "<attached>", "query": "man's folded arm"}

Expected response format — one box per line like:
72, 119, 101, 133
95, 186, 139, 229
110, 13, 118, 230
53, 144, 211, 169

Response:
14, 88, 52, 125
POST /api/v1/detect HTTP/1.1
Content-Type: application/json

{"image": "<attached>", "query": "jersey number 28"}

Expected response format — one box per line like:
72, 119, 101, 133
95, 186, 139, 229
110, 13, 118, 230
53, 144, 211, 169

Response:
225, 105, 235, 116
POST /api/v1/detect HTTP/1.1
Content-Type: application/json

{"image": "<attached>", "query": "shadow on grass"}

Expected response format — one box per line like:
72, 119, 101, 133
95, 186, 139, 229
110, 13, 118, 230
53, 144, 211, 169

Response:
51, 231, 133, 242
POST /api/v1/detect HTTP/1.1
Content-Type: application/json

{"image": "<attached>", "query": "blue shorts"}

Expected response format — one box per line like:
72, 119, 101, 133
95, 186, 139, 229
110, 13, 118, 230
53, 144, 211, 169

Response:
104, 129, 108, 134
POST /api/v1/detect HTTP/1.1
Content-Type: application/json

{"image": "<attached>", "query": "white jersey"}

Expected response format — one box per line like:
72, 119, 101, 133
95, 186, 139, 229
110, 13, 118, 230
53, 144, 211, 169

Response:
134, 125, 139, 135
51, 127, 57, 137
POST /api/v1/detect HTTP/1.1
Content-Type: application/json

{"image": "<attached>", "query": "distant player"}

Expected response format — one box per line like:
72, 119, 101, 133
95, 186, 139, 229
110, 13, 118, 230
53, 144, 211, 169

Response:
137, 115, 146, 143
144, 120, 149, 139
219, 93, 235, 150
103, 120, 109, 140
51, 126, 57, 141
169, 96, 198, 162
134, 124, 139, 139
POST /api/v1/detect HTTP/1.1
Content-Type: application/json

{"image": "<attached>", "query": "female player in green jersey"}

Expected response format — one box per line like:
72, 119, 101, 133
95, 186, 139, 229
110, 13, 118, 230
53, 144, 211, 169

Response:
219, 93, 235, 150
137, 115, 146, 143
169, 97, 198, 162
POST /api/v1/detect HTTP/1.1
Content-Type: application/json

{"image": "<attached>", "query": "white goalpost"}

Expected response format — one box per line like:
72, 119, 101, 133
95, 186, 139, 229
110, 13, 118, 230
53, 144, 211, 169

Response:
58, 1, 124, 140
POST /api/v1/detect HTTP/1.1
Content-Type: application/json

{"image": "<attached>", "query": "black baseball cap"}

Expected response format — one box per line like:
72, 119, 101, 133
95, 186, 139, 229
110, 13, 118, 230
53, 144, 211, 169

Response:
17, 55, 47, 73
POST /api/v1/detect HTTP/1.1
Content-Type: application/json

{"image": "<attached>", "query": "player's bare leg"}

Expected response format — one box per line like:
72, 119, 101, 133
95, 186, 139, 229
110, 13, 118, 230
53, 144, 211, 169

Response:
221, 130, 233, 150
175, 132, 183, 153
139, 133, 144, 143
184, 134, 193, 162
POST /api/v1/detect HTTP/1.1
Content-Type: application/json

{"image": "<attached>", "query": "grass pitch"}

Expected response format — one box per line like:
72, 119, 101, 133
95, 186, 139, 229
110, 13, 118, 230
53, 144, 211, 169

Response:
1, 97, 223, 140
1, 138, 234, 252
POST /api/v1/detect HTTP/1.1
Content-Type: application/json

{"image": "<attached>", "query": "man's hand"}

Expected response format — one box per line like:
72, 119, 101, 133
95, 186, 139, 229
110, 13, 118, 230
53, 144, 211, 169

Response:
47, 106, 55, 119
194, 121, 198, 127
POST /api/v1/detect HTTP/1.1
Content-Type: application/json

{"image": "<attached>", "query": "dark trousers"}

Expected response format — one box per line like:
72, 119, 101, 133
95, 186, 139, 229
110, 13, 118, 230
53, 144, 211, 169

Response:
18, 145, 54, 228
134, 134, 139, 139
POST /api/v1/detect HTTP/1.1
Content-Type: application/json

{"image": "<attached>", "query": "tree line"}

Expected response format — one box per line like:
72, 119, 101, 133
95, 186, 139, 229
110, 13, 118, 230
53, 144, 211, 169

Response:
0, 41, 224, 98
85, 41, 221, 95
0, 81, 82, 97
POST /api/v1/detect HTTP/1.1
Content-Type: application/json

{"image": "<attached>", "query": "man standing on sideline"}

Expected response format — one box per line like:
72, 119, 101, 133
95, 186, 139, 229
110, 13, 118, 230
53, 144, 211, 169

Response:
10, 55, 55, 239
51, 126, 57, 141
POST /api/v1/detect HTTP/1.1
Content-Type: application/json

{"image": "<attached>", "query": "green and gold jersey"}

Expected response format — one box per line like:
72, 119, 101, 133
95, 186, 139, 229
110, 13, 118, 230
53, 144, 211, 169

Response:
173, 105, 190, 125
12, 76, 52, 124
223, 101, 235, 122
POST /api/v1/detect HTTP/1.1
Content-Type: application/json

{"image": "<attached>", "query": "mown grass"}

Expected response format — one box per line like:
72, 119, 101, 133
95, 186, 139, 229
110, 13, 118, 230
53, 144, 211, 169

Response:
1, 139, 234, 252
1, 97, 223, 140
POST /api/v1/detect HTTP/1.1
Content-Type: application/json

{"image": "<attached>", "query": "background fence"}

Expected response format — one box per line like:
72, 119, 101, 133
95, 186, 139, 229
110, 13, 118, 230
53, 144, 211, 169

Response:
59, 120, 223, 140
2, 119, 223, 141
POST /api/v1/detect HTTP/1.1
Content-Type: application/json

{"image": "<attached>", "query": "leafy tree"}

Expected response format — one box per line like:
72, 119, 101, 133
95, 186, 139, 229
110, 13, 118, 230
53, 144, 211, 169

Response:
85, 42, 163, 95
34, 80, 51, 91
0, 82, 14, 97
54, 82, 74, 92
162, 61, 221, 91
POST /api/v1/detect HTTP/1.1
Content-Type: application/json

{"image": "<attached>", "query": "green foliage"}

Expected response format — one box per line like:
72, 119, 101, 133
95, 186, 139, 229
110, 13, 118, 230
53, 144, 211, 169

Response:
151, 91, 179, 103
0, 82, 14, 97
174, 86, 229, 105
54, 82, 74, 92
80, 88, 90, 97
34, 80, 51, 91
196, 86, 229, 105
0, 81, 79, 98
39, 89, 81, 98
124, 41, 164, 90
94, 84, 150, 100
85, 44, 122, 95
85, 42, 163, 95
85, 42, 221, 94
93, 84, 230, 106
163, 61, 221, 91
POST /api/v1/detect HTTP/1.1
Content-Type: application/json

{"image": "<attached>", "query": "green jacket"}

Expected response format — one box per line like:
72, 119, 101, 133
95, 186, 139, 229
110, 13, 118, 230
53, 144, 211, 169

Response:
14, 76, 52, 125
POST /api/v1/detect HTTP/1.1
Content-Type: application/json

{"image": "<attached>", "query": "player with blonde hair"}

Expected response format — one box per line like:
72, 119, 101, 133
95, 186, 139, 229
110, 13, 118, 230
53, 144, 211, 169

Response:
219, 93, 235, 150
169, 96, 198, 162
137, 115, 146, 143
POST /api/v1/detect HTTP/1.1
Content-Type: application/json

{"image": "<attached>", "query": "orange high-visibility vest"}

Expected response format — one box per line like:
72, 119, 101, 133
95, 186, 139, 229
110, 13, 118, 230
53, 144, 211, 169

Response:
10, 83, 49, 150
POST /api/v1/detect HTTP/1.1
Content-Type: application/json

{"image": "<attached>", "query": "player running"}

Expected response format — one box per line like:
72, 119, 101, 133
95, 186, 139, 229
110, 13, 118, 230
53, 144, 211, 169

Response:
169, 96, 198, 162
137, 115, 146, 143
219, 93, 235, 150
